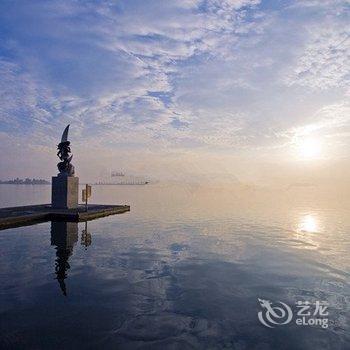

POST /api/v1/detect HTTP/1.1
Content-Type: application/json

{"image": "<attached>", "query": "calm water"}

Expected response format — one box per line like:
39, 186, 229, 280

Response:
0, 184, 349, 349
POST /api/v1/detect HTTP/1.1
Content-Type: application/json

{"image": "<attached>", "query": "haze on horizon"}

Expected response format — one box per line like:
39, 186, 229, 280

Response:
0, 0, 349, 188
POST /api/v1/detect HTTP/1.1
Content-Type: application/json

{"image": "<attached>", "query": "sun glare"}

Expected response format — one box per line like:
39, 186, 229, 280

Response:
295, 214, 322, 250
298, 215, 318, 233
296, 138, 322, 159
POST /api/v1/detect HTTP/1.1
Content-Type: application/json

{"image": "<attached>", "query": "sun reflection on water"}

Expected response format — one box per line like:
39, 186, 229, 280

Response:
298, 215, 319, 233
294, 214, 322, 250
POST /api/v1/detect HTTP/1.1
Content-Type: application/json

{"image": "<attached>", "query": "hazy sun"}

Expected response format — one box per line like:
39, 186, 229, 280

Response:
297, 138, 322, 159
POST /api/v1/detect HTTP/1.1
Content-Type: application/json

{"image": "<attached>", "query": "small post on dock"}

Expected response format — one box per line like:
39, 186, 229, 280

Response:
82, 184, 91, 212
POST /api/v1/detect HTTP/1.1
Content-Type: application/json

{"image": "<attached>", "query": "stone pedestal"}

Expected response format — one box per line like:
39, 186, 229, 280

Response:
51, 176, 79, 209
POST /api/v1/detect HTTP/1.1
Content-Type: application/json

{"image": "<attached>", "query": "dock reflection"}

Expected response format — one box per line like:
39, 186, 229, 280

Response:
81, 221, 92, 249
50, 221, 92, 296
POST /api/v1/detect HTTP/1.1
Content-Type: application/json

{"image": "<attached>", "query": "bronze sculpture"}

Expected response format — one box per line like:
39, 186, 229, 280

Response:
57, 125, 75, 176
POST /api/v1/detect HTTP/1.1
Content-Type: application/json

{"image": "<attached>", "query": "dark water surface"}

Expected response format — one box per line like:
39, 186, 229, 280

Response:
0, 184, 349, 349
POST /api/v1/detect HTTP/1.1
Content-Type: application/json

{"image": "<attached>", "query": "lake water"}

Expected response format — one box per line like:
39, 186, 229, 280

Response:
0, 184, 349, 349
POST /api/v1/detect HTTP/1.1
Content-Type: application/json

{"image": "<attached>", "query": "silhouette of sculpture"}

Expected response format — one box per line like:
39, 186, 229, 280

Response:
51, 221, 78, 296
52, 124, 78, 209
57, 125, 75, 176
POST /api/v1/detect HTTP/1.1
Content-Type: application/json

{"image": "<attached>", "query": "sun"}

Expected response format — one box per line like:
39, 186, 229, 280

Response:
296, 138, 322, 159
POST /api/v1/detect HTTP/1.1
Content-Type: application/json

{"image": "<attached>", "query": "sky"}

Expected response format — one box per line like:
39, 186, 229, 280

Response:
0, 0, 349, 187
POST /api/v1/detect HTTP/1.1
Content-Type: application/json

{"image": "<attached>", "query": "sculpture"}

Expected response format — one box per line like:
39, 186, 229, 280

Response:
57, 125, 75, 176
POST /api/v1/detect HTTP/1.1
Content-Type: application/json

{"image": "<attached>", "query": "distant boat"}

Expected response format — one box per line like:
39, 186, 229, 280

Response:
94, 180, 149, 185
97, 172, 150, 185
111, 171, 125, 177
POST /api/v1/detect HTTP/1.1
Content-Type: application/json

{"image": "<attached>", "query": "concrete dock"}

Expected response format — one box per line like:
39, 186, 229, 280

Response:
0, 204, 130, 230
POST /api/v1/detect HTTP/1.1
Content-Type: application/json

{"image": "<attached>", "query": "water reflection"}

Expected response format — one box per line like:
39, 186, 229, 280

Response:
81, 221, 92, 249
293, 214, 323, 251
50, 221, 93, 295
298, 214, 319, 233
50, 222, 78, 296
0, 185, 349, 349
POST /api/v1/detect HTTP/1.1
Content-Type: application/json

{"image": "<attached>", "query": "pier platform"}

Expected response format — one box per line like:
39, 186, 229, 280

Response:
0, 204, 130, 230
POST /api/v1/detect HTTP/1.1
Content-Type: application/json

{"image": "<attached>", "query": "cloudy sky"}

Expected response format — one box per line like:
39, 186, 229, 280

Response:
0, 0, 349, 185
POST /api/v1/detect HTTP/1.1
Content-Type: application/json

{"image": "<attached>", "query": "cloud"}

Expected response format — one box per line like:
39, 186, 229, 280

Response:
289, 0, 350, 11
0, 0, 349, 182
0, 0, 262, 137
283, 101, 350, 145
285, 24, 350, 90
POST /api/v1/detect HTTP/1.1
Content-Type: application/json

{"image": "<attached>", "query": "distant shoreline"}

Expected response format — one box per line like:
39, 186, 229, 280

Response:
0, 183, 51, 185
0, 178, 50, 185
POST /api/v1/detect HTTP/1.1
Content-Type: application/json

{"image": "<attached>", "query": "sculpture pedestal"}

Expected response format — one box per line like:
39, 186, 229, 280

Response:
51, 176, 79, 209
